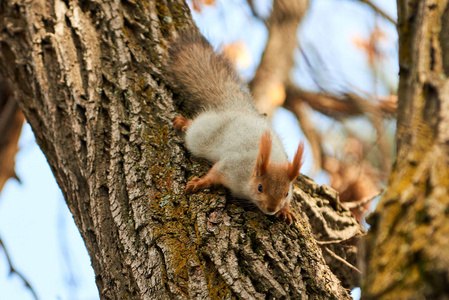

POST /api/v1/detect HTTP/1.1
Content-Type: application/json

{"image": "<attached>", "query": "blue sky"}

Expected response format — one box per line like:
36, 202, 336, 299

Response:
0, 125, 98, 300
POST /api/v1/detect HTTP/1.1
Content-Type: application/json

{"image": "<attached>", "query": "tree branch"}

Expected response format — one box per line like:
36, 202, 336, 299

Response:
342, 190, 383, 210
324, 247, 361, 274
250, 0, 308, 116
285, 100, 323, 171
0, 235, 38, 300
284, 84, 396, 119
245, 0, 268, 25
350, 0, 396, 25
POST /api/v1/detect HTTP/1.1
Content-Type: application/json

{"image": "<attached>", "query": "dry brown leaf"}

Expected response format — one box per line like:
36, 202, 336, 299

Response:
222, 41, 252, 68
352, 27, 386, 66
191, 0, 216, 12
323, 138, 381, 221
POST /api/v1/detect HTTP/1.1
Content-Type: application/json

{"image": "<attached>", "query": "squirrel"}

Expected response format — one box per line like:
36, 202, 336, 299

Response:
167, 31, 304, 224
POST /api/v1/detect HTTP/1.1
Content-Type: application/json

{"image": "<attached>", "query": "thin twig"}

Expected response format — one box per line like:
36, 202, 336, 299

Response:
298, 48, 327, 92
351, 0, 396, 25
286, 100, 323, 172
342, 189, 383, 210
315, 232, 366, 245
0, 234, 39, 300
246, 0, 268, 26
324, 247, 362, 274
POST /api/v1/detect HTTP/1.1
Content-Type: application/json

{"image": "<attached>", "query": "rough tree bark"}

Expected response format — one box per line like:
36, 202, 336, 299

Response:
364, 0, 449, 298
0, 0, 362, 298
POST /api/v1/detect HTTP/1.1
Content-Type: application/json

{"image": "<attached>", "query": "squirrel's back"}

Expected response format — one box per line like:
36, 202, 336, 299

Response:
167, 31, 256, 114
169, 32, 304, 223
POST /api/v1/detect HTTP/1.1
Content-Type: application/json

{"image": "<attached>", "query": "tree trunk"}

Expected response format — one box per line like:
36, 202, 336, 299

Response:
0, 0, 361, 298
364, 0, 449, 298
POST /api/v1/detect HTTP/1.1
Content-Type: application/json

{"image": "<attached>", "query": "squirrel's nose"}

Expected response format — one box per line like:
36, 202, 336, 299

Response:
267, 207, 277, 213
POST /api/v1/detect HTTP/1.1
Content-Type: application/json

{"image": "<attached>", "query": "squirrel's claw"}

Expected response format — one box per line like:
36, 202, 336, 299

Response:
276, 207, 297, 225
185, 176, 202, 194
173, 116, 192, 132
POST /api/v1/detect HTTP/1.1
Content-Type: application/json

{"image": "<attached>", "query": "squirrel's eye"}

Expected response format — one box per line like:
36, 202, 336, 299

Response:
258, 184, 263, 193
285, 191, 289, 197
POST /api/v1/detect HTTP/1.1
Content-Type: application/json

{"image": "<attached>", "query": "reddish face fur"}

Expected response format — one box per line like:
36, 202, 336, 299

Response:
250, 131, 304, 215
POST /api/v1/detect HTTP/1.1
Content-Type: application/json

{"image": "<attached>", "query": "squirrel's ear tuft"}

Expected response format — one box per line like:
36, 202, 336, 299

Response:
255, 131, 272, 176
287, 141, 304, 181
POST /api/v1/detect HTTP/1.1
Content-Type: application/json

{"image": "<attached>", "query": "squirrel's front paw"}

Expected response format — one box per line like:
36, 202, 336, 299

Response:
173, 116, 192, 132
186, 177, 203, 194
276, 207, 297, 225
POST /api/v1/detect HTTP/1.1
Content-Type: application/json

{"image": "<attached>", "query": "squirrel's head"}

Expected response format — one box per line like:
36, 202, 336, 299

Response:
249, 131, 304, 215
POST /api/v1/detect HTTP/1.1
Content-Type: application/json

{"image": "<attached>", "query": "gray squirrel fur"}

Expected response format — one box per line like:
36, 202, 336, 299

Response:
168, 31, 303, 223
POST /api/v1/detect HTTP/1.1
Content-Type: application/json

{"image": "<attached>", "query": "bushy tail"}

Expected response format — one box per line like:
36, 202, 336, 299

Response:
167, 31, 255, 114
